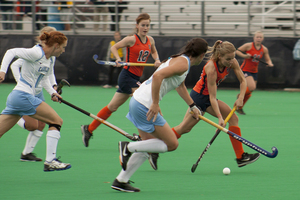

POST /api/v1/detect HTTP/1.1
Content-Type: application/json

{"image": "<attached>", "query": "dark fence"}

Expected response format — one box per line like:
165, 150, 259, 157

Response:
1, 34, 299, 89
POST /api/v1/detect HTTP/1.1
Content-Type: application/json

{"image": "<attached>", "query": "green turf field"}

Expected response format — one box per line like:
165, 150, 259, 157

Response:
0, 83, 299, 200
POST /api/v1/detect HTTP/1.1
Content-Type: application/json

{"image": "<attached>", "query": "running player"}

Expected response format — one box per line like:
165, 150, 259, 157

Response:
10, 26, 59, 162
111, 38, 207, 192
80, 13, 161, 169
235, 30, 274, 115
172, 40, 260, 167
0, 31, 71, 172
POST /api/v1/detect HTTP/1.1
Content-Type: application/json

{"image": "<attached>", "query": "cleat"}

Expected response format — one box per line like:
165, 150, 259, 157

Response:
119, 141, 131, 170
236, 152, 260, 167
236, 108, 246, 115
20, 153, 42, 162
148, 153, 159, 170
81, 125, 92, 147
111, 179, 140, 192
43, 158, 71, 172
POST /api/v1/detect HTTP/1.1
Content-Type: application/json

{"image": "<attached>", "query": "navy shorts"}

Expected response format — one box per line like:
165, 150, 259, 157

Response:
190, 89, 211, 112
243, 71, 258, 81
117, 69, 141, 94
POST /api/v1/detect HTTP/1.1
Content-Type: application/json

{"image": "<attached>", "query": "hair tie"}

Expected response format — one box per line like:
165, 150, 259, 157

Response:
219, 41, 223, 44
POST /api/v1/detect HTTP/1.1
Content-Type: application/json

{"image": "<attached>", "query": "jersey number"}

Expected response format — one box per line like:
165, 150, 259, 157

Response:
137, 50, 150, 62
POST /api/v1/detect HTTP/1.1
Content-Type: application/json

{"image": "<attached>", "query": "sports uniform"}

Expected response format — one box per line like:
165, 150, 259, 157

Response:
10, 55, 58, 162
1, 44, 57, 115
240, 42, 264, 81
0, 44, 71, 171
191, 61, 230, 111
117, 34, 152, 94
127, 55, 190, 133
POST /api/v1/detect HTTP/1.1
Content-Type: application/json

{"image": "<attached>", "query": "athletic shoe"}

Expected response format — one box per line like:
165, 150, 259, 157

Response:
20, 153, 42, 162
103, 84, 112, 88
119, 141, 131, 170
44, 158, 71, 172
81, 125, 92, 147
236, 108, 246, 115
148, 153, 159, 170
236, 152, 260, 167
111, 179, 140, 192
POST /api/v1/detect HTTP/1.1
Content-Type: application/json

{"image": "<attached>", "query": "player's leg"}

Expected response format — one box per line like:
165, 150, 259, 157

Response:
0, 114, 21, 138
80, 91, 131, 147
20, 116, 44, 161
31, 102, 71, 171
173, 108, 201, 137
207, 100, 260, 167
237, 74, 256, 115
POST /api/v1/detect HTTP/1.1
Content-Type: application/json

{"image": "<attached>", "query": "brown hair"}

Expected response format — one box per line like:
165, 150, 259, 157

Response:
168, 38, 208, 60
35, 26, 57, 43
207, 40, 236, 62
39, 31, 67, 47
134, 13, 151, 33
136, 13, 151, 24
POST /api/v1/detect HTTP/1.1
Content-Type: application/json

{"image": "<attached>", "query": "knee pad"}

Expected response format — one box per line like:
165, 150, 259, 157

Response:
47, 130, 61, 140
49, 124, 61, 131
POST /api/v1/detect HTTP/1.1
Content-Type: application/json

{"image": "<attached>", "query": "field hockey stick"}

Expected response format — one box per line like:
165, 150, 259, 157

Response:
196, 113, 278, 158
93, 54, 155, 67
191, 106, 237, 173
56, 79, 70, 95
237, 49, 269, 65
58, 98, 139, 141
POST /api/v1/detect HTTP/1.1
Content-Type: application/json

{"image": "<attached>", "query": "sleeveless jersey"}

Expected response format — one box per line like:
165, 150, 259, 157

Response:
133, 55, 190, 108
240, 42, 264, 73
193, 61, 230, 95
125, 34, 151, 77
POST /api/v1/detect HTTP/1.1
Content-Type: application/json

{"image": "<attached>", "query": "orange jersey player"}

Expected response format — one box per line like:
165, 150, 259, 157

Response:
171, 40, 260, 168
80, 13, 161, 170
235, 31, 273, 115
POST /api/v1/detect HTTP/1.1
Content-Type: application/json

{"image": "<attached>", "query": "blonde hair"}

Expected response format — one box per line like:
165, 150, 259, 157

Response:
207, 40, 236, 62
254, 30, 264, 37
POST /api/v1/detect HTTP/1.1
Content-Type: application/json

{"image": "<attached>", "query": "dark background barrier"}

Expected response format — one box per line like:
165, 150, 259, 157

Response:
1, 34, 300, 89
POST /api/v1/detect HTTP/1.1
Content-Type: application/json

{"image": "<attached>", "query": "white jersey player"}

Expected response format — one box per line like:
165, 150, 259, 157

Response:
0, 31, 71, 172
111, 38, 208, 192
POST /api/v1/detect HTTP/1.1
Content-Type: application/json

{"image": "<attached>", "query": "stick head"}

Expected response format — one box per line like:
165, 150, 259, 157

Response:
60, 79, 70, 87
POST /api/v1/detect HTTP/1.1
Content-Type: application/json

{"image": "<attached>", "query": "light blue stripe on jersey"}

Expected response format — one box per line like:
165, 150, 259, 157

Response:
1, 90, 42, 116
182, 54, 191, 73
19, 74, 32, 88
35, 44, 44, 62
126, 97, 166, 133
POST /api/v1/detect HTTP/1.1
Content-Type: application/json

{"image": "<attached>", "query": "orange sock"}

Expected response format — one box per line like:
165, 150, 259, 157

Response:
241, 87, 252, 108
88, 106, 112, 133
172, 127, 181, 139
228, 126, 244, 159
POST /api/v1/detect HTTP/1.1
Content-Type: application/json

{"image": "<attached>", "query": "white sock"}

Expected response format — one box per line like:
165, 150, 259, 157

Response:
22, 130, 43, 155
17, 118, 26, 129
46, 130, 60, 162
127, 138, 168, 153
117, 152, 148, 183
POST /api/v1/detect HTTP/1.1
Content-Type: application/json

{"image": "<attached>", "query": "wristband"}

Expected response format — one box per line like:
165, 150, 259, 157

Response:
155, 58, 160, 61
217, 113, 222, 117
189, 102, 196, 108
